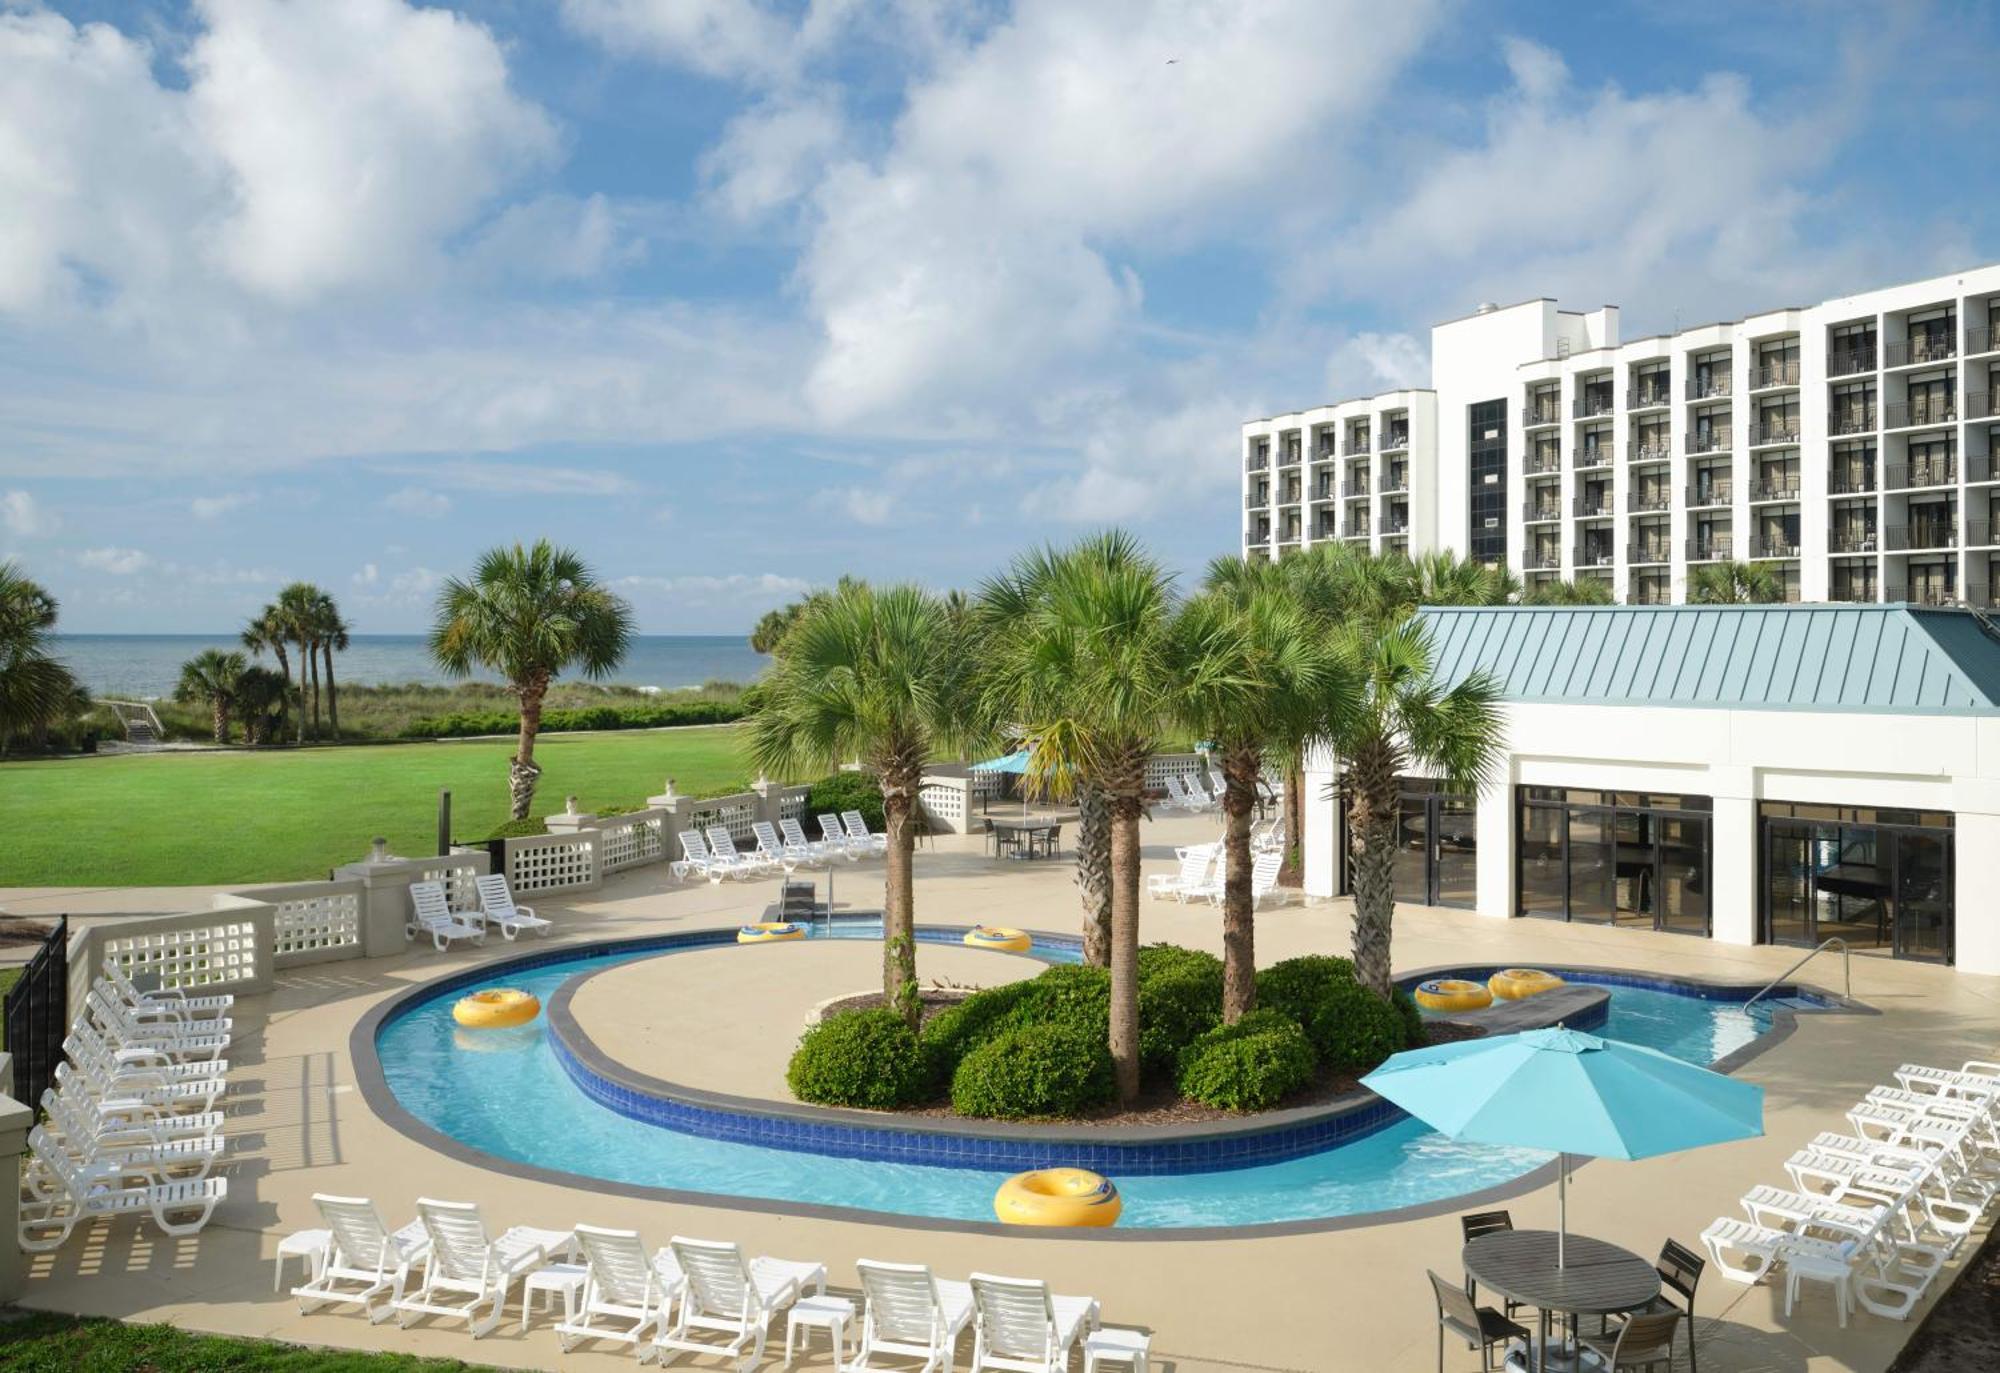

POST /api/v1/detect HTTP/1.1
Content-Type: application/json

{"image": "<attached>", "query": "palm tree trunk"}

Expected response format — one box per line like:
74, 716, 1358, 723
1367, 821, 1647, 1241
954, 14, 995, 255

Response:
307, 639, 321, 741
324, 643, 339, 738
1280, 766, 1303, 884
1107, 761, 1146, 1103
1073, 782, 1113, 966
293, 640, 309, 743
212, 698, 227, 746
510, 677, 547, 819
1347, 738, 1401, 1000
882, 767, 920, 1028
1220, 747, 1260, 1022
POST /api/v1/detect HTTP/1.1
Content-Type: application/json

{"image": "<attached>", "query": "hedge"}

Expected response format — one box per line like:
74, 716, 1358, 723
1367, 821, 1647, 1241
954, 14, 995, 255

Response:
1254, 955, 1410, 1075
787, 1009, 931, 1109
406, 699, 744, 739
1176, 1009, 1318, 1111
1135, 944, 1223, 1078
804, 771, 884, 832
949, 1022, 1116, 1119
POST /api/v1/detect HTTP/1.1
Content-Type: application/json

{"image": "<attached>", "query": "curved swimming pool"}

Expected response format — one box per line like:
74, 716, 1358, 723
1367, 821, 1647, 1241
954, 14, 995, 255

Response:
368, 924, 1789, 1231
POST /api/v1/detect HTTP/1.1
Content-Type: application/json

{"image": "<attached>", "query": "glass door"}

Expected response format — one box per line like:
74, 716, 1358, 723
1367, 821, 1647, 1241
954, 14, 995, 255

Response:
1764, 823, 1814, 947
1657, 816, 1710, 935
1434, 798, 1479, 908
1895, 832, 1952, 962
1565, 809, 1615, 923
1393, 798, 1429, 905
1612, 808, 1656, 927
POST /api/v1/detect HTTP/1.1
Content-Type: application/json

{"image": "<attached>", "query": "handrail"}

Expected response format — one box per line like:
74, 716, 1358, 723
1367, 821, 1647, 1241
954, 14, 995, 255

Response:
1745, 937, 1849, 1009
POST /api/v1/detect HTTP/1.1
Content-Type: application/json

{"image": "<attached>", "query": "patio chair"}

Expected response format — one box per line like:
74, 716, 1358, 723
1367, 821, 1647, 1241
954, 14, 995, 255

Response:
1203, 850, 1283, 909
751, 821, 799, 873
676, 829, 715, 882
819, 814, 858, 860
706, 825, 772, 878
38, 1087, 222, 1152
654, 1236, 826, 1368
1458, 1210, 1520, 1315
474, 874, 553, 940
843, 810, 890, 855
66, 1016, 228, 1085
38, 1091, 224, 1182
394, 1198, 572, 1337
967, 1272, 1099, 1373
555, 1222, 685, 1354
18, 1126, 227, 1251
1147, 843, 1216, 902
1158, 776, 1201, 813
1426, 1269, 1526, 1373
1593, 1239, 1703, 1373
85, 987, 230, 1061
1189, 773, 1224, 809
1577, 1310, 1682, 1371
102, 961, 234, 1022
779, 816, 833, 867
852, 1259, 975, 1373
294, 1194, 432, 1322
55, 1057, 226, 1117
407, 880, 486, 951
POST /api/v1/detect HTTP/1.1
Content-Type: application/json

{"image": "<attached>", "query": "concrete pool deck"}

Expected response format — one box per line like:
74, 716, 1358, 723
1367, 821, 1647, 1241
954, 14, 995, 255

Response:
6, 811, 1998, 1371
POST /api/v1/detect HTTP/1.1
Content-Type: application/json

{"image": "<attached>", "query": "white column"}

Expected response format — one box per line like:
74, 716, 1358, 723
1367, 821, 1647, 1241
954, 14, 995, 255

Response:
1474, 760, 1516, 920
1708, 764, 1758, 946
1952, 810, 2000, 975
1302, 758, 1339, 899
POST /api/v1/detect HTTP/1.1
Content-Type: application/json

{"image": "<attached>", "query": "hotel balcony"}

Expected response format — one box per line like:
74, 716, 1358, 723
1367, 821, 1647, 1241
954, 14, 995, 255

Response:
1885, 335, 1957, 368
1966, 519, 1997, 548
1313, 516, 1339, 540
1525, 448, 1562, 475
1523, 500, 1562, 523
1347, 476, 1372, 498
1686, 430, 1732, 455
1343, 435, 1371, 456
1380, 429, 1410, 452
1313, 443, 1338, 462
1629, 542, 1671, 567
1381, 466, 1409, 493
1628, 490, 1671, 513
1883, 523, 1958, 552
1829, 469, 1877, 495
1884, 398, 1958, 430
1749, 534, 1802, 558
1246, 453, 1269, 472
1968, 392, 1994, 420
1829, 407, 1877, 436
1752, 361, 1802, 391
1748, 421, 1801, 448
1629, 440, 1671, 464
1884, 461, 1956, 491
1909, 582, 1960, 607
1750, 477, 1802, 503
1828, 527, 1879, 554
1313, 480, 1337, 502
1828, 346, 1877, 378
1525, 547, 1562, 571
1575, 445, 1613, 469
1278, 448, 1302, 468
1969, 326, 1996, 357
1573, 493, 1614, 518
1627, 384, 1672, 411
1573, 393, 1616, 419
1245, 491, 1268, 510
1631, 579, 1672, 606
1381, 512, 1410, 535
1686, 375, 1731, 400
1686, 481, 1733, 508
1686, 536, 1733, 562
1573, 544, 1615, 569
1340, 519, 1371, 540
1522, 404, 1563, 429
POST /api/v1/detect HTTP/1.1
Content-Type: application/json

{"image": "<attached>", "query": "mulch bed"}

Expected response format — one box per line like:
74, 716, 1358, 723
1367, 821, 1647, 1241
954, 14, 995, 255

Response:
814, 992, 1485, 1127
1889, 1224, 2000, 1372
0, 920, 55, 950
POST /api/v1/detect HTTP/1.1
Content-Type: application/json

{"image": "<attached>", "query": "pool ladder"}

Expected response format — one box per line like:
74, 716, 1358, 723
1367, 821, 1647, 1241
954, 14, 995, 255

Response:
1745, 937, 1850, 1009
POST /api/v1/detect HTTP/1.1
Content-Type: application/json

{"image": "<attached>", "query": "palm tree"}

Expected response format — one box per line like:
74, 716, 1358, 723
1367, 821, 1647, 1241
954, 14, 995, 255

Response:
979, 533, 1203, 1101
429, 541, 633, 818
233, 664, 292, 744
311, 590, 350, 739
0, 562, 83, 754
1179, 581, 1339, 1021
747, 582, 972, 1027
749, 576, 862, 656
1689, 560, 1785, 604
175, 649, 247, 744
274, 582, 325, 740
241, 603, 293, 739
1523, 576, 1615, 605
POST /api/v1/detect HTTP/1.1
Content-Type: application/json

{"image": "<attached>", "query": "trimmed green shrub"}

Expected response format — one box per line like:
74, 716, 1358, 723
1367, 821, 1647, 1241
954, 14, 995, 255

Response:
787, 1009, 931, 1109
1254, 955, 1405, 1074
1176, 1010, 1318, 1111
483, 816, 548, 841
406, 698, 743, 739
1014, 963, 1111, 1038
1392, 987, 1426, 1048
919, 980, 1036, 1086
950, 1022, 1116, 1119
1135, 945, 1222, 1080
805, 771, 884, 832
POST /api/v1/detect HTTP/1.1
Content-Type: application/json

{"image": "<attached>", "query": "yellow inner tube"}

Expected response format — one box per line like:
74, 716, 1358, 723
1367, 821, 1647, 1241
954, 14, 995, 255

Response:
1489, 968, 1565, 1001
737, 922, 806, 944
1414, 978, 1494, 1013
964, 925, 1032, 953
994, 1169, 1122, 1228
452, 987, 540, 1030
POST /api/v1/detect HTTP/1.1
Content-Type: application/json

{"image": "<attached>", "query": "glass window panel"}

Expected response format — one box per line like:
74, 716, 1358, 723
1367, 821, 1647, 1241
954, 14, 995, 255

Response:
1434, 798, 1478, 910
1517, 803, 1566, 919
1659, 816, 1709, 936
1566, 809, 1616, 923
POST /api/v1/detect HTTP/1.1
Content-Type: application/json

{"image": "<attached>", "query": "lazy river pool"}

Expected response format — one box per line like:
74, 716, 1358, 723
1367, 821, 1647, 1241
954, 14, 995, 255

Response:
370, 923, 1794, 1231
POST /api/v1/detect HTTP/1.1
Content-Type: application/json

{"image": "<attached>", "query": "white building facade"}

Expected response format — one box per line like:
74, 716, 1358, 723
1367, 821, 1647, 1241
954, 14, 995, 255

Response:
1245, 263, 2000, 605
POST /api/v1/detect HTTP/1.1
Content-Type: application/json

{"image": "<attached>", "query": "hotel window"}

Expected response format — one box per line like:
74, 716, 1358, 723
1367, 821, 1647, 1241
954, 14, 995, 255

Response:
1517, 788, 1712, 936
1829, 501, 1877, 554
1469, 399, 1508, 563
1906, 373, 1956, 427
1908, 308, 1957, 363
1761, 803, 1952, 962
1830, 441, 1876, 493
1754, 452, 1800, 500
1830, 559, 1878, 602
1690, 351, 1731, 398
1632, 418, 1668, 459
1831, 320, 1877, 374
1340, 777, 1477, 911
1691, 405, 1732, 450
1908, 435, 1957, 487
1832, 382, 1876, 432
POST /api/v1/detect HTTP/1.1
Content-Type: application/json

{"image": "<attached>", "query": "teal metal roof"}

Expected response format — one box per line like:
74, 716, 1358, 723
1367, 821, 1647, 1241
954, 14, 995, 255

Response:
1415, 604, 2000, 715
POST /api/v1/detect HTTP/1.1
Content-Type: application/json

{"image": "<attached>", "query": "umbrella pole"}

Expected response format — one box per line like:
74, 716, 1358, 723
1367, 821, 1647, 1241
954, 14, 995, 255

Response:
1557, 1153, 1568, 1267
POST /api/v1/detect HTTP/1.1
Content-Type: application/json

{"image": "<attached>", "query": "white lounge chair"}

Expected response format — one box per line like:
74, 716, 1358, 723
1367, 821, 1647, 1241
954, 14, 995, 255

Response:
102, 961, 234, 1022
654, 1236, 826, 1368
294, 1194, 432, 1322
556, 1223, 685, 1354
780, 816, 834, 866
677, 829, 715, 882
853, 1259, 974, 1373
1157, 776, 1201, 813
39, 1087, 222, 1152
38, 1092, 223, 1183
85, 987, 230, 1061
475, 873, 552, 940
819, 814, 858, 860
1249, 816, 1286, 855
408, 881, 486, 951
55, 1057, 225, 1117
1147, 844, 1216, 903
707, 826, 772, 878
1188, 773, 1224, 809
394, 1198, 573, 1337
968, 1273, 1099, 1373
67, 1016, 229, 1083
751, 821, 798, 873
843, 811, 889, 855
1201, 850, 1285, 909
18, 1126, 226, 1251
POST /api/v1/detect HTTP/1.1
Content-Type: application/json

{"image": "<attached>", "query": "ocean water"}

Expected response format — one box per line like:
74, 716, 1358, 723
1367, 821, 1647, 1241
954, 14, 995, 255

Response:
53, 634, 767, 700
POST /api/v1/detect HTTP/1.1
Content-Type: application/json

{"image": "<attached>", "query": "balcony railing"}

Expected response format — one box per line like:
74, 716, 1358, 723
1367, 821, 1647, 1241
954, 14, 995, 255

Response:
1343, 436, 1371, 456
1748, 421, 1801, 447
1884, 461, 1956, 490
1749, 534, 1802, 558
1573, 545, 1615, 568
1828, 407, 1877, 435
1629, 542, 1671, 566
1686, 536, 1733, 562
1573, 393, 1615, 419
1908, 582, 1960, 607
1687, 430, 1732, 455
1968, 454, 1994, 483
1627, 385, 1671, 410
1381, 430, 1410, 452
1968, 326, 1996, 357
1750, 478, 1801, 502
1827, 527, 1878, 554
1522, 404, 1562, 428
1246, 454, 1269, 472
1628, 490, 1671, 513
1525, 548, 1562, 570
1347, 477, 1372, 497
1313, 519, 1338, 540
1967, 519, 1996, 548
1575, 445, 1613, 469
1968, 392, 1993, 420
1314, 444, 1338, 462
1341, 521, 1371, 539
1251, 524, 1272, 542
1631, 581, 1673, 606
1686, 482, 1733, 507
1686, 375, 1732, 400
1523, 501, 1561, 523
1381, 515, 1410, 535
1884, 398, 1958, 430
1885, 334, 1957, 368
1573, 494, 1613, 518
1313, 483, 1336, 502
1279, 448, 1302, 466
1279, 486, 1302, 504
1883, 523, 1958, 552
1525, 448, 1562, 474
1828, 469, 1877, 495
1828, 346, 1877, 377
1753, 361, 1802, 390
1245, 491, 1268, 510
1381, 468, 1408, 493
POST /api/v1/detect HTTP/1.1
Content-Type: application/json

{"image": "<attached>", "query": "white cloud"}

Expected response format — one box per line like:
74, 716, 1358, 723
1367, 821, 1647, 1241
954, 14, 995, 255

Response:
376, 460, 635, 497
830, 487, 895, 525
1325, 332, 1429, 399
701, 95, 847, 223
349, 562, 438, 604
77, 546, 151, 574
1, 490, 55, 537
557, 0, 799, 81
464, 193, 642, 283
353, 562, 380, 586
382, 486, 452, 517
190, 491, 256, 520
616, 571, 811, 600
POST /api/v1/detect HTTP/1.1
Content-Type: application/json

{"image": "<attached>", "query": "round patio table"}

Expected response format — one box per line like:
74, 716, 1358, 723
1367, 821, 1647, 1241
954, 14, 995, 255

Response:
1462, 1230, 1659, 1373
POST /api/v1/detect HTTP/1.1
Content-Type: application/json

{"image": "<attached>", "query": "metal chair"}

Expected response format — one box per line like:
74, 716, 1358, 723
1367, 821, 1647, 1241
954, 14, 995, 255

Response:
1427, 1270, 1527, 1373
1578, 1310, 1683, 1371
1459, 1211, 1519, 1315
1599, 1239, 1704, 1373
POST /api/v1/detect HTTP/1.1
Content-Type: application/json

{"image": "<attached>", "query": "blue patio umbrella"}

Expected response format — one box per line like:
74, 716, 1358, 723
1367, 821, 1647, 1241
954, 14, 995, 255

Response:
1361, 1026, 1763, 1264
970, 751, 1031, 773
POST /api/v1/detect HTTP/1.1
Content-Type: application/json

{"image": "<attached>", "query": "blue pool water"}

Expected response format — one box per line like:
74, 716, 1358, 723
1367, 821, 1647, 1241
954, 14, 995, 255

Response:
373, 928, 1779, 1229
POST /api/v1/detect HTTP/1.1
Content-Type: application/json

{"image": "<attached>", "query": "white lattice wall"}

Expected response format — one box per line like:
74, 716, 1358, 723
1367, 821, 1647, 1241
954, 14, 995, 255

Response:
920, 782, 966, 826
1145, 753, 1214, 794
100, 919, 262, 992
719, 801, 755, 842
506, 834, 599, 893
600, 811, 666, 874
969, 771, 1001, 800
778, 788, 808, 822
419, 859, 485, 911
268, 888, 362, 960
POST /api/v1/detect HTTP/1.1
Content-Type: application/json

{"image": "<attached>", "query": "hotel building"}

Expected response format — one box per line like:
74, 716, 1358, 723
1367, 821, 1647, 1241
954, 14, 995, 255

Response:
1242, 263, 2000, 605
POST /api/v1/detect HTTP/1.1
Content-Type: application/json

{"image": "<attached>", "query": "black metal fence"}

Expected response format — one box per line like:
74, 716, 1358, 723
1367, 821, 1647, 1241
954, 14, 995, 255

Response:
5, 916, 68, 1108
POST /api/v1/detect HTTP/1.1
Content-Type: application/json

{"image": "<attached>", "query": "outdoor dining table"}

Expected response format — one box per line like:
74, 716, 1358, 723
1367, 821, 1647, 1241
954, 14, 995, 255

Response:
1461, 1230, 1660, 1373
987, 816, 1064, 860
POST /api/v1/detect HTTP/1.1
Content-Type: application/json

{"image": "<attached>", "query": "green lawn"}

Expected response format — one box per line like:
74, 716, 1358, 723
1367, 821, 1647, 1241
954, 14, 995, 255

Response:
0, 727, 752, 887
0, 1312, 498, 1370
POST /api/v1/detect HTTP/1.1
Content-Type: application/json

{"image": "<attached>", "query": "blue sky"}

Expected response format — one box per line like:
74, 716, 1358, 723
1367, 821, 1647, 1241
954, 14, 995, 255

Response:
2, 0, 1996, 633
